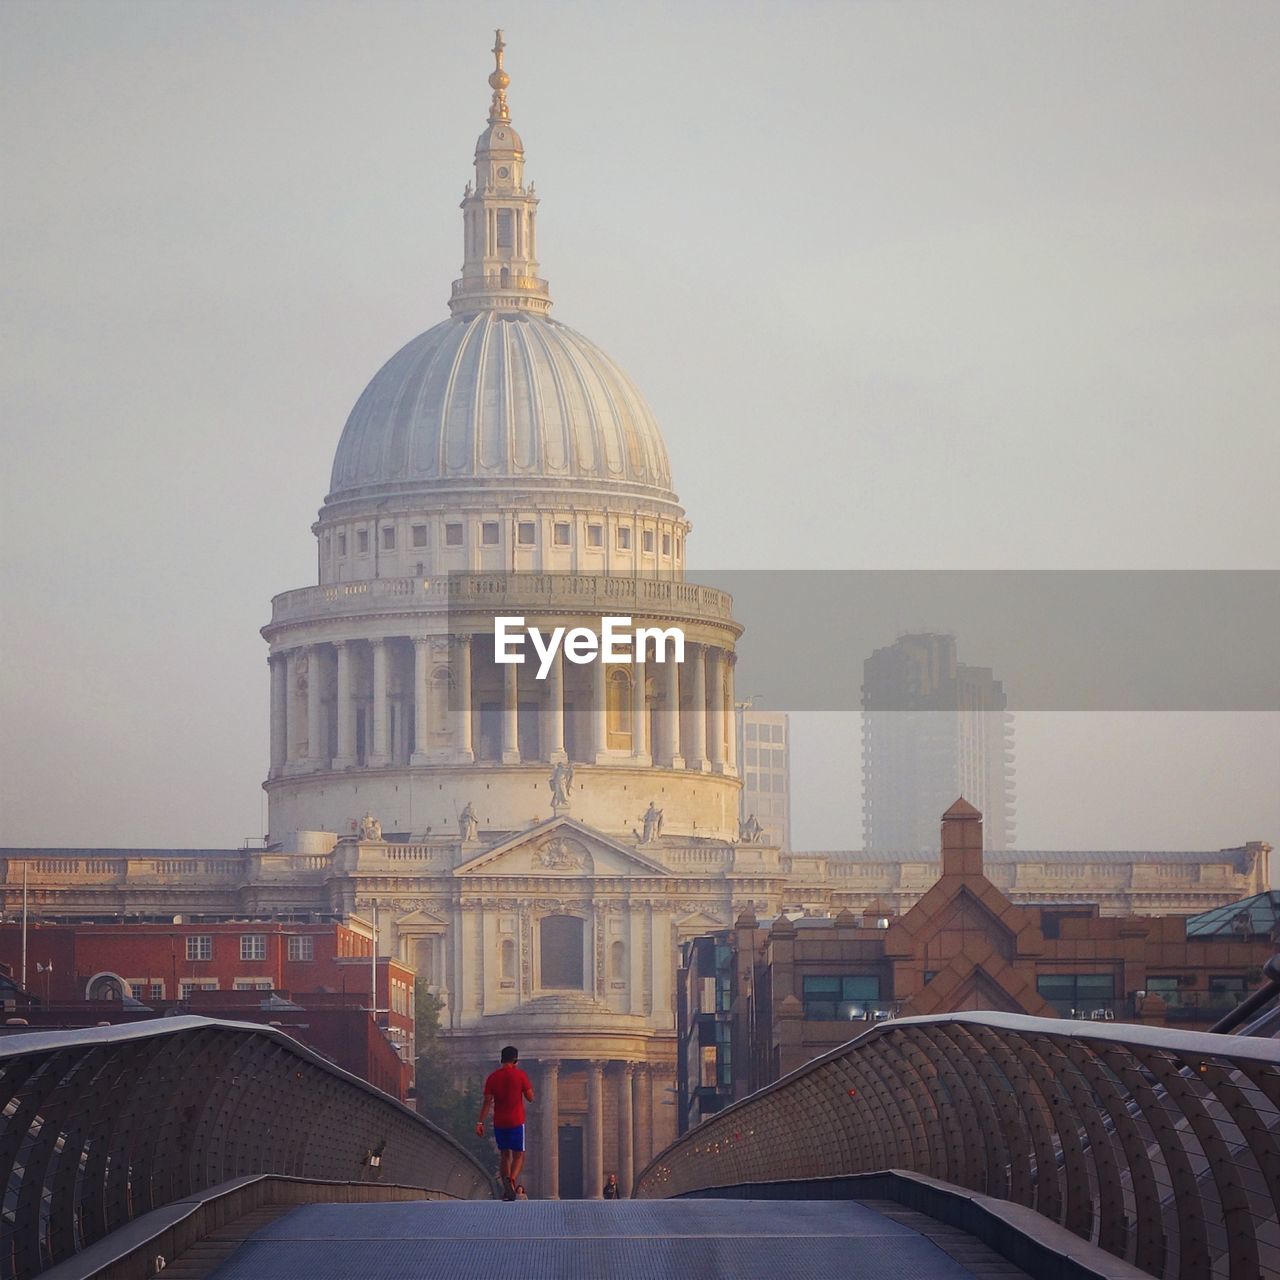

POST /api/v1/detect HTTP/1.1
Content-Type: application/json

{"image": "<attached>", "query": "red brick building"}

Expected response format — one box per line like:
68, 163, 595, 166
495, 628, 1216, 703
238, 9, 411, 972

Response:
679, 800, 1278, 1130
0, 918, 417, 1100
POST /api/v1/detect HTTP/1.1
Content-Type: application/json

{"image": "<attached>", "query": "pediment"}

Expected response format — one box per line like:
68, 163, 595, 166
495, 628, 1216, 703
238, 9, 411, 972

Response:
394, 905, 449, 928
676, 909, 727, 934
454, 817, 671, 878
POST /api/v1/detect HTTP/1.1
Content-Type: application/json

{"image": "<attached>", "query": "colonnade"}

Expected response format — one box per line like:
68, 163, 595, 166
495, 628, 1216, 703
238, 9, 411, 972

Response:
268, 631, 737, 779
534, 1059, 665, 1199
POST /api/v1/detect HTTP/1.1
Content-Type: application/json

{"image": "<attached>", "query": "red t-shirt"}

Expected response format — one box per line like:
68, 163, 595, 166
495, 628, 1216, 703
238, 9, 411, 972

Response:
484, 1065, 533, 1128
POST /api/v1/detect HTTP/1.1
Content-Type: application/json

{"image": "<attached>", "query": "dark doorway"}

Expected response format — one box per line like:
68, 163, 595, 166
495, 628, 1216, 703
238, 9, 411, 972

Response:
558, 1124, 584, 1199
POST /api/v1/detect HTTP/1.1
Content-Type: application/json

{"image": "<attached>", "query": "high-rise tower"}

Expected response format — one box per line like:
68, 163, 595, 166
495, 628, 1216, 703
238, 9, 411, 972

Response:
861, 633, 1015, 851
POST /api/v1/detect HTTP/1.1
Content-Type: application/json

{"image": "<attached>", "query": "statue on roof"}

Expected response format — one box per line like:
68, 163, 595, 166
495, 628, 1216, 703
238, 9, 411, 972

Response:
640, 802, 664, 844
459, 801, 479, 843
358, 812, 383, 842
739, 814, 764, 844
549, 760, 574, 810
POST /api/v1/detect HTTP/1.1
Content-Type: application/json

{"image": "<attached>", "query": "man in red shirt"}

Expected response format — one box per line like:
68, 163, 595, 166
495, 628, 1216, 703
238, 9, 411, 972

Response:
476, 1044, 535, 1200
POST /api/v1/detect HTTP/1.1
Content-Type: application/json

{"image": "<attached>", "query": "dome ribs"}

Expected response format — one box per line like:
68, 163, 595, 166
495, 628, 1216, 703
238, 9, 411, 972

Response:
326, 315, 678, 504
507, 319, 542, 475
477, 314, 505, 474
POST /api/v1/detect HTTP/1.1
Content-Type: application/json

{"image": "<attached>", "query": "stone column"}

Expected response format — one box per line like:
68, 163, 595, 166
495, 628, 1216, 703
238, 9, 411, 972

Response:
616, 1063, 635, 1197
268, 653, 287, 777
501, 658, 520, 763
688, 644, 708, 771
725, 654, 738, 774
306, 643, 326, 768
411, 637, 431, 764
545, 647, 566, 761
591, 648, 608, 761
332, 641, 355, 769
707, 648, 725, 772
454, 634, 474, 761
631, 659, 649, 763
541, 1061, 560, 1199
661, 659, 684, 769
283, 648, 301, 771
586, 1060, 605, 1198
369, 639, 390, 766
633, 1065, 653, 1173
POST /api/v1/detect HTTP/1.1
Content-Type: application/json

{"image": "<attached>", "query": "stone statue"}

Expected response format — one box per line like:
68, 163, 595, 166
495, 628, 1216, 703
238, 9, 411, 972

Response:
640, 802, 664, 844
739, 814, 763, 844
549, 761, 574, 809
358, 812, 383, 842
459, 802, 479, 843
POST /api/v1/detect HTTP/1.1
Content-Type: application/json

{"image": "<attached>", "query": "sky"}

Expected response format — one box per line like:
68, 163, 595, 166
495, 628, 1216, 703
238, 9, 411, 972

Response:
1, 1, 1277, 859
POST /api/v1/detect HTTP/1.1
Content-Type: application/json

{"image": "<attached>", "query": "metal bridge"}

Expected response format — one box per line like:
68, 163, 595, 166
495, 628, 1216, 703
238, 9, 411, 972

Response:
3, 1012, 1278, 1280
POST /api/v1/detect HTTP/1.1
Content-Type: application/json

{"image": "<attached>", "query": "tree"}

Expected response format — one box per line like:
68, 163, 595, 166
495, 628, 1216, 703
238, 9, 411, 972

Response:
414, 981, 492, 1166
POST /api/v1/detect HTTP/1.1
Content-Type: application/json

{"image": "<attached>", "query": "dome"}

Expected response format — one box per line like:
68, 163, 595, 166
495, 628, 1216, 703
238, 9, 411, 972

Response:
326, 311, 676, 505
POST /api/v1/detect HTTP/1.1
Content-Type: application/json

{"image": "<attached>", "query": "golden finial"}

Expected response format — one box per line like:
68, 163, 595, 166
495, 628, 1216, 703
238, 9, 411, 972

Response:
488, 29, 510, 122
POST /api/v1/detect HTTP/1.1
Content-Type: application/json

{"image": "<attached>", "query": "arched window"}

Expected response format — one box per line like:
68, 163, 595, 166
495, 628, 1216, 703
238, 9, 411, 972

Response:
606, 669, 632, 749
500, 939, 516, 981
610, 940, 625, 981
540, 915, 584, 989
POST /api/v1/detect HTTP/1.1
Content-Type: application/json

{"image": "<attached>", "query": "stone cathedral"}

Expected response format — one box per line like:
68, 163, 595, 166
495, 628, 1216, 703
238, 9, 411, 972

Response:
259, 34, 752, 1198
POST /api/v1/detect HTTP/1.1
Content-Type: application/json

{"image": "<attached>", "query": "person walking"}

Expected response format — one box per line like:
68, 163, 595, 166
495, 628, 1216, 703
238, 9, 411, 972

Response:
476, 1045, 535, 1200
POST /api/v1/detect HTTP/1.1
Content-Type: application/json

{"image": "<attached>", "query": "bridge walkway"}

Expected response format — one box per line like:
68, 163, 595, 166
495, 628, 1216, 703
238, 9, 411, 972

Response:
194, 1199, 1031, 1280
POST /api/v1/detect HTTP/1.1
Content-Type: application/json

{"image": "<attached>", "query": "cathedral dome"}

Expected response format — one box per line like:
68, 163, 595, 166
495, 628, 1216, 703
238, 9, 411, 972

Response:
326, 311, 675, 504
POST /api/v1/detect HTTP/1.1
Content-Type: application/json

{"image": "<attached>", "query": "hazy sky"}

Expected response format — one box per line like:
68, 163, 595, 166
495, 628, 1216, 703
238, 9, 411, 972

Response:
2, 1, 1276, 856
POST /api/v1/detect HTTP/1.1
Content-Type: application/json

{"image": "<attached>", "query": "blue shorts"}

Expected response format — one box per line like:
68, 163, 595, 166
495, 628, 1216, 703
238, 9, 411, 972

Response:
493, 1124, 525, 1152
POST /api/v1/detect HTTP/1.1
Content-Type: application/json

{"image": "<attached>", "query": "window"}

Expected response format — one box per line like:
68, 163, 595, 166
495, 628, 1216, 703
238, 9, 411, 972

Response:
149, 982, 164, 1000
482, 521, 500, 545
356, 529, 369, 554
642, 529, 655, 553
746, 724, 758, 741
802, 974, 881, 1020
337, 532, 347, 556
616, 526, 632, 550
610, 940, 626, 981
129, 981, 146, 1000
553, 522, 571, 546
234, 978, 273, 991
540, 915, 584, 989
1209, 975, 1248, 1008
240, 934, 266, 961
662, 533, 672, 556
186, 935, 212, 961
501, 939, 516, 981
180, 979, 218, 999
1036, 972, 1116, 1017
412, 524, 428, 548
587, 524, 603, 548
381, 525, 396, 550
445, 523, 463, 547
287, 935, 314, 961
517, 521, 536, 545
496, 209, 513, 248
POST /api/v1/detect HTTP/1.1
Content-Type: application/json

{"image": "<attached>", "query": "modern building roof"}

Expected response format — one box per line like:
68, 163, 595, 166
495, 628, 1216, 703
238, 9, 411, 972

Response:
1185, 891, 1280, 939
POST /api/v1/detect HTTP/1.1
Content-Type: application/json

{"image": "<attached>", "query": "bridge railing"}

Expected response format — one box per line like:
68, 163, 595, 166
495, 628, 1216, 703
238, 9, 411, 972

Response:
636, 1011, 1280, 1280
0, 1017, 494, 1279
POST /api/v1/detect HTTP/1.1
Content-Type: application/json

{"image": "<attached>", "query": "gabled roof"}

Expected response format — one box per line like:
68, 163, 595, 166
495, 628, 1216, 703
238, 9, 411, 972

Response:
452, 816, 670, 877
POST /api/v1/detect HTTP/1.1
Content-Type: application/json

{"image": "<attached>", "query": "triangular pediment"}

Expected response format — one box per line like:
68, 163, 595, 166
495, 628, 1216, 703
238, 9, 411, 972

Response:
454, 817, 671, 878
395, 905, 449, 928
676, 909, 727, 934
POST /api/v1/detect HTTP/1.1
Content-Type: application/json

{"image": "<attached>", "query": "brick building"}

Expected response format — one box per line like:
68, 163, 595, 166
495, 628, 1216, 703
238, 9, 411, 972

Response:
0, 918, 416, 1100
678, 799, 1278, 1131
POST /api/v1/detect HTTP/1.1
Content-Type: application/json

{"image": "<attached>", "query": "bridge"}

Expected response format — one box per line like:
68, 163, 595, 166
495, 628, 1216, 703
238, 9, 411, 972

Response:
3, 1011, 1277, 1280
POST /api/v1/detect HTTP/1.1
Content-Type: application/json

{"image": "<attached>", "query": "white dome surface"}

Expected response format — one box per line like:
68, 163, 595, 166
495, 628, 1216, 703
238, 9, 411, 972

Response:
327, 311, 675, 503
